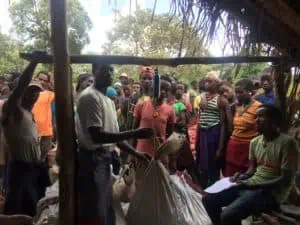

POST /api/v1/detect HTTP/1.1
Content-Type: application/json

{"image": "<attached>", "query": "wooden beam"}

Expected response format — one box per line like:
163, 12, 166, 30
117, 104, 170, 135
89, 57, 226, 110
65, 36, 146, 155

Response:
19, 52, 295, 65
50, 1, 76, 225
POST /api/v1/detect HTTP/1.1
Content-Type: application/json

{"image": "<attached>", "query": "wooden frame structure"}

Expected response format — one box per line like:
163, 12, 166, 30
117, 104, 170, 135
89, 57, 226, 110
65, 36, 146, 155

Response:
31, 1, 300, 225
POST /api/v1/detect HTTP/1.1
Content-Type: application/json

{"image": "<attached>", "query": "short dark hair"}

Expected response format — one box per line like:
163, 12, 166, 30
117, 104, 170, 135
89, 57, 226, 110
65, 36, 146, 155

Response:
122, 84, 131, 90
160, 74, 173, 83
260, 74, 272, 82
76, 73, 93, 92
191, 80, 197, 86
220, 81, 232, 88
235, 79, 254, 92
0, 76, 6, 82
199, 79, 206, 92
95, 65, 113, 77
258, 104, 283, 126
160, 80, 171, 90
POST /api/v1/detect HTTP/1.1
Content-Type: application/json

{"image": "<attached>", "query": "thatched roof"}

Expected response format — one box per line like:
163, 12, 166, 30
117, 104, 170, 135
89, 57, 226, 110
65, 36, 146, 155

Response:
170, 0, 300, 58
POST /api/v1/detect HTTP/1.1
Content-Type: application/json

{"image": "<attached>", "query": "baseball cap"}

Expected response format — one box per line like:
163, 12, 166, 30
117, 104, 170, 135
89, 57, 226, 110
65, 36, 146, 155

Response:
28, 80, 43, 91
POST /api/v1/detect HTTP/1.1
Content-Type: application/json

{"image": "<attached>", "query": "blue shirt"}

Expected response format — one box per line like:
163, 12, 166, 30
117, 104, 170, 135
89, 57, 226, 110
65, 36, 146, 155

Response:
255, 91, 275, 105
51, 102, 56, 122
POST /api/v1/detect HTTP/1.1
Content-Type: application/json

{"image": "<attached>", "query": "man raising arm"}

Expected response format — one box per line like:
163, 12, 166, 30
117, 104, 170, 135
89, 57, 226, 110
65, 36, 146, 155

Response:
2, 51, 47, 217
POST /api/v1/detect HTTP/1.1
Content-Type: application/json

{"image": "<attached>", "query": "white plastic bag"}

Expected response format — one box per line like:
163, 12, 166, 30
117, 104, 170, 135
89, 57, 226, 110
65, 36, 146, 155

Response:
34, 181, 59, 225
170, 174, 212, 225
127, 160, 212, 225
127, 160, 181, 225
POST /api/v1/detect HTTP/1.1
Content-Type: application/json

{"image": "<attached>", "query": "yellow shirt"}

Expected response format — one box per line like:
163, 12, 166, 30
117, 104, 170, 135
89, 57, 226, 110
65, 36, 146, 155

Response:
232, 101, 261, 141
194, 95, 201, 111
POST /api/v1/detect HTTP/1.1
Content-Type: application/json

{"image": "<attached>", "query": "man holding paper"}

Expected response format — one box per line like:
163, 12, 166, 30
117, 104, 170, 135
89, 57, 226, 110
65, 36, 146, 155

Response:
202, 104, 299, 225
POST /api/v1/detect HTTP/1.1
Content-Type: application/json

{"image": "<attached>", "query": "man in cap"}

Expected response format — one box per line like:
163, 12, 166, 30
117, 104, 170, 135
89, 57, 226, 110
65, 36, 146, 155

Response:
2, 51, 48, 216
119, 73, 129, 85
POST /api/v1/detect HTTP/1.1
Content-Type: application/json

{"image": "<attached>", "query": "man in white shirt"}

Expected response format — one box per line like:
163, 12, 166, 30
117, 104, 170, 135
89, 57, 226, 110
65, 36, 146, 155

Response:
76, 64, 152, 225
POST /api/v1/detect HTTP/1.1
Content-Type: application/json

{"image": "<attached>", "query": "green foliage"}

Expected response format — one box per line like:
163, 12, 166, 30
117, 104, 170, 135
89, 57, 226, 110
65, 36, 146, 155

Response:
102, 8, 208, 57
9, 0, 92, 54
101, 9, 269, 83
101, 8, 214, 82
0, 32, 26, 74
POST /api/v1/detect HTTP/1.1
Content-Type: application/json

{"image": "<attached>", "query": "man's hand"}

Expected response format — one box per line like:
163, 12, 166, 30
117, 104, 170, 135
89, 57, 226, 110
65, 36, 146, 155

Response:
230, 172, 242, 182
215, 148, 223, 160
30, 51, 48, 63
230, 172, 250, 182
134, 128, 154, 139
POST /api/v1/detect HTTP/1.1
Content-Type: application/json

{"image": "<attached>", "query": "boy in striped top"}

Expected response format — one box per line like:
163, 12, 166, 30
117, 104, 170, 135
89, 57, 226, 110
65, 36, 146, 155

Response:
196, 71, 232, 188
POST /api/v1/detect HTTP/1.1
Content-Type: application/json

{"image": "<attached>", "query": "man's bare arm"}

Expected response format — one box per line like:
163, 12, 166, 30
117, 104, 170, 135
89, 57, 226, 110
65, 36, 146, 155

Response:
243, 169, 293, 190
6, 62, 38, 111
231, 159, 257, 182
88, 126, 153, 144
116, 141, 150, 162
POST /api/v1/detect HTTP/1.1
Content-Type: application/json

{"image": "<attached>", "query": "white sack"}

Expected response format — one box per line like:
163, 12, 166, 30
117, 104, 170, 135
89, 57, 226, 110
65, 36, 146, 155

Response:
127, 160, 212, 225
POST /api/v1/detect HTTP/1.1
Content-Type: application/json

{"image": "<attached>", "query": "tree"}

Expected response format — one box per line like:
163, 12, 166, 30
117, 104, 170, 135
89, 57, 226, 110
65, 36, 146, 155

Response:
0, 31, 27, 74
102, 8, 208, 58
9, 0, 92, 54
101, 8, 214, 82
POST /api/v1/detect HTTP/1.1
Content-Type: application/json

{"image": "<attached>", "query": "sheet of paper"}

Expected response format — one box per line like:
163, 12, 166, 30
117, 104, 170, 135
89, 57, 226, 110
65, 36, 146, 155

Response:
204, 177, 237, 194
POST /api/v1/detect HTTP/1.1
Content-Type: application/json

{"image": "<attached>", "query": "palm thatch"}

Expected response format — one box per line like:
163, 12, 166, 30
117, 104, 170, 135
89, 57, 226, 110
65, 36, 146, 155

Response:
169, 0, 300, 57
168, 0, 300, 131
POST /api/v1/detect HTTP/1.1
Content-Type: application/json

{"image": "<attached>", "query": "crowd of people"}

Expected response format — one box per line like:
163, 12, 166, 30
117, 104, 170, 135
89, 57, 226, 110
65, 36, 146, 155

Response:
0, 53, 299, 225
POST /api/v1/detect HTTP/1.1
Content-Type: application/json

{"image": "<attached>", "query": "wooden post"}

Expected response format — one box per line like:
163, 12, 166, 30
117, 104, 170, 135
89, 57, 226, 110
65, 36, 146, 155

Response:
50, 1, 76, 225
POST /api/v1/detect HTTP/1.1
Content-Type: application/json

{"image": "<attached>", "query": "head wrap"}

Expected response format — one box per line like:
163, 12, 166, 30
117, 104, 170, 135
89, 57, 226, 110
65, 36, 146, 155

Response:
106, 86, 118, 97
205, 71, 220, 81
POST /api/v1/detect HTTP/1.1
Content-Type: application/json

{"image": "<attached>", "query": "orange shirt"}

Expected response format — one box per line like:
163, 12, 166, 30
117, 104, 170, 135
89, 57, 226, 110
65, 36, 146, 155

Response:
32, 91, 55, 137
231, 100, 261, 141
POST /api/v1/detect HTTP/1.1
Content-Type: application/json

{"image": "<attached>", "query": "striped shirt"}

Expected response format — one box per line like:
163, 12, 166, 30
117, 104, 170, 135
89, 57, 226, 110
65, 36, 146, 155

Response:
199, 95, 220, 129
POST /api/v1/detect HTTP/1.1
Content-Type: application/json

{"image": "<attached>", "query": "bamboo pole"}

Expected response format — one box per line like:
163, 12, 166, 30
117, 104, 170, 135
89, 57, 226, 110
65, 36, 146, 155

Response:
20, 52, 298, 65
50, 1, 76, 225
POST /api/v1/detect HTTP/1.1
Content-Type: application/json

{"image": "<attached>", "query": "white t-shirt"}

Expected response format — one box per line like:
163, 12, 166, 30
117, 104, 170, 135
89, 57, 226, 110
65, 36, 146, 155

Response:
76, 86, 119, 151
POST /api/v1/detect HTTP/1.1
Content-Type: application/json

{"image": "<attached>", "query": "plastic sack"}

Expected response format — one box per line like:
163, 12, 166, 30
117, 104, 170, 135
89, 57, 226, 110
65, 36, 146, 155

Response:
112, 165, 137, 225
113, 165, 136, 203
155, 132, 186, 159
127, 160, 181, 225
170, 174, 211, 225
34, 181, 59, 225
127, 160, 211, 225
